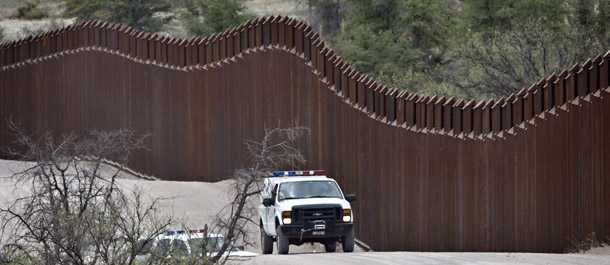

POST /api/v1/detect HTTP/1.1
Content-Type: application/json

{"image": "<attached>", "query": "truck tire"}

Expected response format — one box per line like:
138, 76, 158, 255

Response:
324, 241, 337, 252
261, 225, 273, 254
276, 226, 289, 254
342, 228, 355, 252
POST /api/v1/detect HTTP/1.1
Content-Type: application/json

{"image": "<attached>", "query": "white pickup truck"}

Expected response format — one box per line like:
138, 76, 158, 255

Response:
258, 170, 357, 254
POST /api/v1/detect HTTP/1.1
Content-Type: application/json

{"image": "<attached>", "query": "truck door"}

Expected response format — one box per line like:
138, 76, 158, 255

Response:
266, 184, 279, 234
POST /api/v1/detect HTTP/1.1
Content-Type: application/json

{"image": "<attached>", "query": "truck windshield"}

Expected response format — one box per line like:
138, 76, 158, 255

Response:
278, 181, 343, 201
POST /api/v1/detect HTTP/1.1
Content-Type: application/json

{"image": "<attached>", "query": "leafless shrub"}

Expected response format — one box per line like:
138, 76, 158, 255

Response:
207, 123, 309, 263
0, 122, 174, 265
565, 232, 608, 253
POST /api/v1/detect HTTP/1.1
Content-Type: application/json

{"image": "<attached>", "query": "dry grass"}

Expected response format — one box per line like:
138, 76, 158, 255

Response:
565, 232, 608, 253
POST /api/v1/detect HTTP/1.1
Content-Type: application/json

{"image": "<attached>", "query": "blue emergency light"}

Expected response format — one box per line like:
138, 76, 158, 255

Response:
272, 170, 325, 176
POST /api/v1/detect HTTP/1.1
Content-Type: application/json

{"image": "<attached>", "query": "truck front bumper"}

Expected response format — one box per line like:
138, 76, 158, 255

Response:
280, 222, 353, 239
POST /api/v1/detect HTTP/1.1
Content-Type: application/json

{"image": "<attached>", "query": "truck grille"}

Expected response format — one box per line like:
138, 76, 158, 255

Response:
292, 204, 341, 224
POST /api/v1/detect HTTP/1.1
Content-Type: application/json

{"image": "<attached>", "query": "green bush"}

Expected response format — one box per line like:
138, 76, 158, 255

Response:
17, 2, 48, 20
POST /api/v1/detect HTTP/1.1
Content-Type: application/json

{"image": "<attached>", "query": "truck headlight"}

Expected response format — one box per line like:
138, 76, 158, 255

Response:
282, 211, 292, 224
342, 209, 352, 222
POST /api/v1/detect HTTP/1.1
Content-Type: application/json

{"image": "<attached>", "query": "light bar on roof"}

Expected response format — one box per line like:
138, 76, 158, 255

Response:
166, 230, 187, 235
272, 170, 325, 176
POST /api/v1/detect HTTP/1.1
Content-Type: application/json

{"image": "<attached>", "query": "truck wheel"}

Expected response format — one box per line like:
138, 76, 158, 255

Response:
324, 241, 336, 252
260, 225, 273, 254
342, 228, 355, 252
276, 226, 289, 254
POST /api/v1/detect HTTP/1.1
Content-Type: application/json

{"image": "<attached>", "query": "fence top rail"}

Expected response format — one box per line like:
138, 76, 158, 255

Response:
0, 18, 608, 139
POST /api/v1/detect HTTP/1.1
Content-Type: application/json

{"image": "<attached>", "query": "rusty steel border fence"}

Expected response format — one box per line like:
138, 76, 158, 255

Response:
1, 17, 610, 252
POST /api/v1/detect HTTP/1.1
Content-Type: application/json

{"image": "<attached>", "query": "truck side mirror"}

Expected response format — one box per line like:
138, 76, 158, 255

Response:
263, 198, 275, 207
345, 194, 357, 202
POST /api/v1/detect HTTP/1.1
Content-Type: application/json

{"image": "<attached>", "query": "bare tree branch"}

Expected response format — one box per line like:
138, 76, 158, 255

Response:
208, 123, 309, 263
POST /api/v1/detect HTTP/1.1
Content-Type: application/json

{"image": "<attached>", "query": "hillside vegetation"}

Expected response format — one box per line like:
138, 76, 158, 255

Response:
1, 0, 609, 100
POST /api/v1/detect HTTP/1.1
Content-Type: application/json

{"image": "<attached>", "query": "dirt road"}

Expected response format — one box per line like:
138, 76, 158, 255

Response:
243, 251, 610, 265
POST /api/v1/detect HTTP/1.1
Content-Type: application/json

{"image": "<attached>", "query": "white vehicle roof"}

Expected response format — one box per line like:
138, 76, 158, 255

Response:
266, 175, 330, 185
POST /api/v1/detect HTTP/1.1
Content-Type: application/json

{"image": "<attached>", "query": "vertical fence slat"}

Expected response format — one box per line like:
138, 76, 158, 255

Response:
452, 100, 464, 135
434, 97, 445, 132
590, 56, 602, 93
348, 70, 358, 104
286, 19, 294, 50
278, 19, 286, 48
365, 79, 375, 115
513, 91, 523, 125
405, 94, 418, 128
482, 100, 493, 135
316, 45, 324, 75
262, 18, 271, 46
396, 91, 407, 126
534, 88, 542, 116
462, 100, 474, 135
566, 64, 579, 101
600, 54, 609, 89
357, 76, 367, 109
473, 101, 483, 135
255, 22, 262, 48
577, 61, 590, 97
295, 22, 304, 54
443, 98, 455, 133
501, 100, 512, 133
492, 99, 503, 133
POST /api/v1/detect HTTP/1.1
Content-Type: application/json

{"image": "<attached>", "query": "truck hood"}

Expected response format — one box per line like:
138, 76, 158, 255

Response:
276, 197, 351, 211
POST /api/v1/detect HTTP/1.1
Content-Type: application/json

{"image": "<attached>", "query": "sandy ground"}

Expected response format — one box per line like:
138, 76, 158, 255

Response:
2, 159, 610, 264
0, 159, 352, 255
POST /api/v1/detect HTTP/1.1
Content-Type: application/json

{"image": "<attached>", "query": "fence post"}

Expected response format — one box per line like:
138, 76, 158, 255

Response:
406, 94, 418, 129
396, 91, 408, 127
233, 30, 241, 56
533, 80, 543, 116
285, 19, 294, 50
262, 17, 272, 46
452, 100, 464, 135
482, 99, 493, 135
255, 20, 263, 48
443, 98, 455, 134
502, 100, 512, 135
590, 55, 602, 94
348, 69, 358, 105
325, 51, 335, 87
417, 96, 429, 130
136, 32, 146, 60
295, 22, 305, 55
210, 35, 219, 63
462, 100, 475, 136
365, 79, 376, 115
226, 30, 234, 59
578, 60, 592, 97
566, 64, 579, 102
278, 17, 286, 48
316, 45, 325, 76
270, 16, 279, 46
600, 51, 609, 89
472, 101, 484, 136
492, 98, 503, 134
524, 85, 536, 122
434, 97, 445, 132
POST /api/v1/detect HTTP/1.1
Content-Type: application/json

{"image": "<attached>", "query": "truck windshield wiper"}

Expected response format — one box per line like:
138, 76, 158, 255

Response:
281, 197, 301, 200
305, 195, 333, 198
